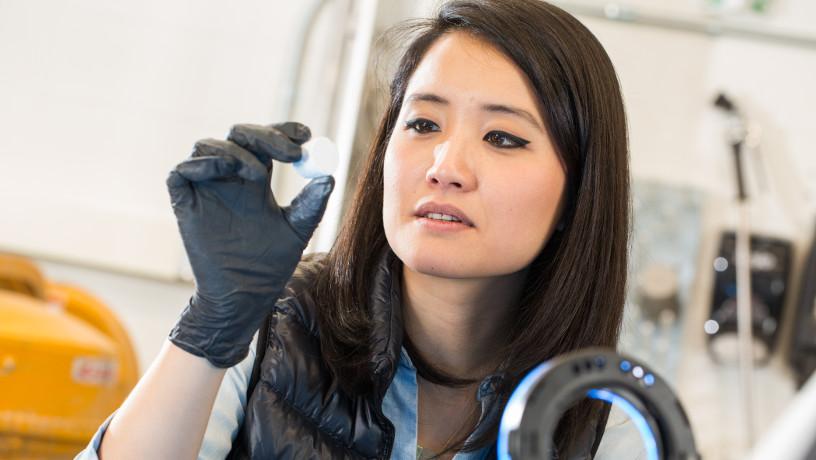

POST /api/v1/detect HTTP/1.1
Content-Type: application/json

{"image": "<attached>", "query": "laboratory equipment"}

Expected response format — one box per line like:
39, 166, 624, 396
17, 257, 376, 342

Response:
705, 232, 792, 364
0, 253, 138, 458
498, 349, 699, 460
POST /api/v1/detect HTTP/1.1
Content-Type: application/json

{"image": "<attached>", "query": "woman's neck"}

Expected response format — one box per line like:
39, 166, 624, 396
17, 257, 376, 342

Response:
401, 265, 527, 379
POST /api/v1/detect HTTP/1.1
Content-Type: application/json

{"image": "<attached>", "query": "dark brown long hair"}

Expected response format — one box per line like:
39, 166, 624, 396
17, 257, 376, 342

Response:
314, 0, 630, 456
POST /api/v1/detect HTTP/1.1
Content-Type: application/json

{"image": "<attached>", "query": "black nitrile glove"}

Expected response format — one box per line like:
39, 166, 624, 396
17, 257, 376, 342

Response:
166, 122, 334, 368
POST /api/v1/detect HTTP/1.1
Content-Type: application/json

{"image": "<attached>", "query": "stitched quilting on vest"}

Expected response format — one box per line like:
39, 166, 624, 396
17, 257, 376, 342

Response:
227, 253, 395, 460
226, 250, 604, 459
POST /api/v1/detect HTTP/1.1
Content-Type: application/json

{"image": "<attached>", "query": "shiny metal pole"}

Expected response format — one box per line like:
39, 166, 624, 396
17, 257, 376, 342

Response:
715, 93, 755, 451
736, 195, 755, 447
730, 127, 756, 451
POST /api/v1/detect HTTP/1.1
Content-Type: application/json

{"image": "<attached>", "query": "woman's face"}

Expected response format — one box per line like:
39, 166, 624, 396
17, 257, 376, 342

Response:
383, 31, 566, 279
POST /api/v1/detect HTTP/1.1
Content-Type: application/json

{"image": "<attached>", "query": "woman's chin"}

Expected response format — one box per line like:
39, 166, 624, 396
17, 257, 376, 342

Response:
396, 247, 485, 279
388, 230, 508, 279
406, 260, 467, 279
393, 239, 534, 280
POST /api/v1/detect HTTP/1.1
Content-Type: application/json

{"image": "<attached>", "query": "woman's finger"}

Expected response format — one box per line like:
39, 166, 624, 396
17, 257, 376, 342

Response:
192, 138, 267, 182
227, 123, 303, 166
284, 175, 335, 242
270, 121, 311, 145
166, 169, 195, 210
174, 156, 240, 183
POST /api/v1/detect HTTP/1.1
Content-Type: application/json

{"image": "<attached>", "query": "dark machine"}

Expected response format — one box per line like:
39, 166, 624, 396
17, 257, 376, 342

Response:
705, 232, 793, 363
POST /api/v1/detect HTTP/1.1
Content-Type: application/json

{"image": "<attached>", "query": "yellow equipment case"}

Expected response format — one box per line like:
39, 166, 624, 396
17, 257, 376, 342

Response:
0, 254, 138, 459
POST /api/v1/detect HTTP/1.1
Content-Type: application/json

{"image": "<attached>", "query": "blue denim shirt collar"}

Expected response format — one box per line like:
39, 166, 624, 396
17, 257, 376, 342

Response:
384, 346, 496, 460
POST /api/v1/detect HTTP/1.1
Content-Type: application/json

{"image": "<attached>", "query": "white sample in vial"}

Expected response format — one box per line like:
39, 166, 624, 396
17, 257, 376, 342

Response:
293, 136, 339, 179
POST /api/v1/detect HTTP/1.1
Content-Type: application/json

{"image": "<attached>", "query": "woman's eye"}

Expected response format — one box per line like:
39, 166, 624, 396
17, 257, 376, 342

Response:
484, 131, 530, 149
404, 118, 439, 134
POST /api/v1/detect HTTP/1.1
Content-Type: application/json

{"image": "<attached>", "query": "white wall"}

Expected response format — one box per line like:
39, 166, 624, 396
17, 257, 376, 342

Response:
561, 0, 816, 212
0, 0, 330, 279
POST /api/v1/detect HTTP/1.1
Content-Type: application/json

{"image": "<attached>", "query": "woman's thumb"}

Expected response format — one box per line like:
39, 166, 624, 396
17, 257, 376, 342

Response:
284, 176, 335, 242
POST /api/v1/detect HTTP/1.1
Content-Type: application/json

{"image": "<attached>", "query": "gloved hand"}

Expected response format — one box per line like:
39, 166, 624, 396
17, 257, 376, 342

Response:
166, 122, 334, 368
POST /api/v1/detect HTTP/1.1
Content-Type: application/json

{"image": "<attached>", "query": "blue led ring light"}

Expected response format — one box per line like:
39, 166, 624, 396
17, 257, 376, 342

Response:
498, 348, 699, 460
586, 388, 659, 460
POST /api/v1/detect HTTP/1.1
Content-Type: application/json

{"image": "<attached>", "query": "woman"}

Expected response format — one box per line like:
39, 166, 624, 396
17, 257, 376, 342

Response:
79, 0, 632, 458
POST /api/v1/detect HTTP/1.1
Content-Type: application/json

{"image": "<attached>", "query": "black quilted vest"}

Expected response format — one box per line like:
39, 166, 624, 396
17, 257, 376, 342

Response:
226, 250, 606, 459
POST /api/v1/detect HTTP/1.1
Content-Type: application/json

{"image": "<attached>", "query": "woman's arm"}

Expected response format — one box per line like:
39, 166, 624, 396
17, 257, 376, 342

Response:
98, 340, 227, 460
94, 122, 331, 459
75, 336, 254, 460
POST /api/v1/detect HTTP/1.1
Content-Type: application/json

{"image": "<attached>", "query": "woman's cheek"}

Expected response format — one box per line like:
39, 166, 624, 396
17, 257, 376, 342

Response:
495, 173, 559, 253
382, 143, 417, 239
385, 139, 423, 199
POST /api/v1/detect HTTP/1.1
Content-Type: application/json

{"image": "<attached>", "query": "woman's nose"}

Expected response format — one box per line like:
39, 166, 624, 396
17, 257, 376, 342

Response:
425, 139, 477, 192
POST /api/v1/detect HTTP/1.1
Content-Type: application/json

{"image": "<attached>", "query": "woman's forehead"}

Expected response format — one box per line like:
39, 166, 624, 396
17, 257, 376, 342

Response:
404, 31, 541, 117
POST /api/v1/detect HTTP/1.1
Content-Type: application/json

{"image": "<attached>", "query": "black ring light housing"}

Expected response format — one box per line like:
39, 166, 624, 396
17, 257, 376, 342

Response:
497, 348, 700, 460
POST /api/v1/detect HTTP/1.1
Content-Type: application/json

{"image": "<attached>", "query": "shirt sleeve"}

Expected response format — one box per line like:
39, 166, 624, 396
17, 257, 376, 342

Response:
197, 343, 255, 459
73, 412, 116, 460
73, 342, 256, 460
594, 404, 649, 460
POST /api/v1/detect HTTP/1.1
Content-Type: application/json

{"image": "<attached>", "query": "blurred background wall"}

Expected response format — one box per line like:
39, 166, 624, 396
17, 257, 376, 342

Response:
0, 0, 340, 278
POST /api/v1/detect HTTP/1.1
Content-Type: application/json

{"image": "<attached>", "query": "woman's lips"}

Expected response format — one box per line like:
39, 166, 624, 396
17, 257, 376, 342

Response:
415, 216, 474, 232
413, 202, 475, 227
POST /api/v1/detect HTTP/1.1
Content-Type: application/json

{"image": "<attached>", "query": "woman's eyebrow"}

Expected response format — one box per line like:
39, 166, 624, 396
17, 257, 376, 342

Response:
481, 103, 543, 133
406, 92, 543, 133
406, 92, 448, 105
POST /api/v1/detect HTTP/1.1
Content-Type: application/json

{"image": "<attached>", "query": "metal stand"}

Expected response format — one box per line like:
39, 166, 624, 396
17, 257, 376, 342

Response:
736, 182, 756, 446
715, 94, 756, 450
